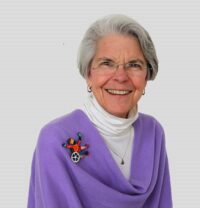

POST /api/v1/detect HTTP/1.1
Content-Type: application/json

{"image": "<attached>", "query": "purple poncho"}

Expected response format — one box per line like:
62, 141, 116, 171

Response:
28, 110, 172, 208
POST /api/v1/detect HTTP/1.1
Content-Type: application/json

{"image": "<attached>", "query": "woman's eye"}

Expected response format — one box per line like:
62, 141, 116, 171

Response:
100, 61, 113, 66
128, 62, 142, 69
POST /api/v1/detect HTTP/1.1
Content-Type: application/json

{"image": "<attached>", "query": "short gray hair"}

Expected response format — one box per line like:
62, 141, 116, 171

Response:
77, 14, 158, 80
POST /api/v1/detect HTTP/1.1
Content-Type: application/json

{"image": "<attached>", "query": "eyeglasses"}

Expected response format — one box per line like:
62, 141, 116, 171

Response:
91, 58, 147, 76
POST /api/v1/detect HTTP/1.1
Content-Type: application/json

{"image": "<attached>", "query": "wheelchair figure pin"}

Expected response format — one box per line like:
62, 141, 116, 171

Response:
62, 132, 89, 163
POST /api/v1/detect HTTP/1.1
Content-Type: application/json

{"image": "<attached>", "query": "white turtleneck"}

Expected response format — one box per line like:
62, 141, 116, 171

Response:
81, 94, 138, 180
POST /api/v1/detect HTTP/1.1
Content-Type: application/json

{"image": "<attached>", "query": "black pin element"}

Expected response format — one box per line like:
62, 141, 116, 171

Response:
121, 159, 125, 165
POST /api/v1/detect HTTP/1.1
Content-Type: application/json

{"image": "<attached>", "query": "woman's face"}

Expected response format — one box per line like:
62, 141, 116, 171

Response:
87, 34, 147, 118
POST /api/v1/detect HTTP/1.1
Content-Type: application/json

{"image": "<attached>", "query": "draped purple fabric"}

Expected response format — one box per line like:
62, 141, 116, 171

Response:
28, 110, 172, 208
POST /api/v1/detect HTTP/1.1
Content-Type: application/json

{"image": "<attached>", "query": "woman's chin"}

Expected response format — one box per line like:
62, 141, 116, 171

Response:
104, 106, 129, 118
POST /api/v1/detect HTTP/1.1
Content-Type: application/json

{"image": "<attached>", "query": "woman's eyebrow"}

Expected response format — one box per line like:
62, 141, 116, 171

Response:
96, 57, 146, 65
96, 57, 114, 62
128, 58, 146, 65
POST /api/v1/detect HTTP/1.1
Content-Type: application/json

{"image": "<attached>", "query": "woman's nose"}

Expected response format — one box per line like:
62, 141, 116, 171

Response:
113, 65, 129, 82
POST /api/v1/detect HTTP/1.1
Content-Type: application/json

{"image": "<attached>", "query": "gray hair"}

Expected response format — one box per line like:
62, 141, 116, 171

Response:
77, 14, 158, 80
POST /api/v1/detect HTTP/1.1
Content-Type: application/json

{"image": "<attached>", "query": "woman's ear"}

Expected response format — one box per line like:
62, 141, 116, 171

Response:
144, 80, 147, 88
86, 78, 92, 88
86, 68, 92, 86
142, 80, 147, 95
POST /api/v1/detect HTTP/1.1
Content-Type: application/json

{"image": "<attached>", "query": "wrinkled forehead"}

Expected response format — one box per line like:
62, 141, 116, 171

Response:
93, 33, 145, 63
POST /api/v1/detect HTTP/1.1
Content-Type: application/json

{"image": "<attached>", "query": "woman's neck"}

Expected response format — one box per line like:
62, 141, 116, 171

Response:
82, 94, 138, 137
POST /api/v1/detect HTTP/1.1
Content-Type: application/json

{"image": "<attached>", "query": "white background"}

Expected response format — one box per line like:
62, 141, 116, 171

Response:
1, 0, 200, 207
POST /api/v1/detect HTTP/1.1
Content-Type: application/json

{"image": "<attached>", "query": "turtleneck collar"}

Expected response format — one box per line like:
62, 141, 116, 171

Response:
82, 94, 138, 137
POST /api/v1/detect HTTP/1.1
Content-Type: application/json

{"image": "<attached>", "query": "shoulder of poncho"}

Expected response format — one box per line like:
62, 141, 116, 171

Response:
138, 112, 165, 133
38, 109, 85, 134
36, 109, 85, 146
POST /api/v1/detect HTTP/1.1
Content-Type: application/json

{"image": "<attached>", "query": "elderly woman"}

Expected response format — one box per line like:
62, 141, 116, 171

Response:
28, 14, 172, 208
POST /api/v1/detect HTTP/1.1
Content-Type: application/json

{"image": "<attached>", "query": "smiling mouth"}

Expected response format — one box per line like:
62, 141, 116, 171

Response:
106, 89, 132, 95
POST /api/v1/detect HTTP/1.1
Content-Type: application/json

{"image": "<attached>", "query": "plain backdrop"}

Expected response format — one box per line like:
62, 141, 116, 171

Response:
1, 0, 200, 207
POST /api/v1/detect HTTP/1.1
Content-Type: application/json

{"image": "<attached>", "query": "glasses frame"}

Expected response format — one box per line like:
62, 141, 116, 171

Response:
91, 57, 148, 77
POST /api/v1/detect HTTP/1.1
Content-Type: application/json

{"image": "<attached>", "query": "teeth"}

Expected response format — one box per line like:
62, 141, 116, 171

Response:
107, 89, 130, 95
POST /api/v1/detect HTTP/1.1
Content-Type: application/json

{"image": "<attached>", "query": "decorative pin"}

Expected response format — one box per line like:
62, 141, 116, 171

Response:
62, 132, 89, 163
